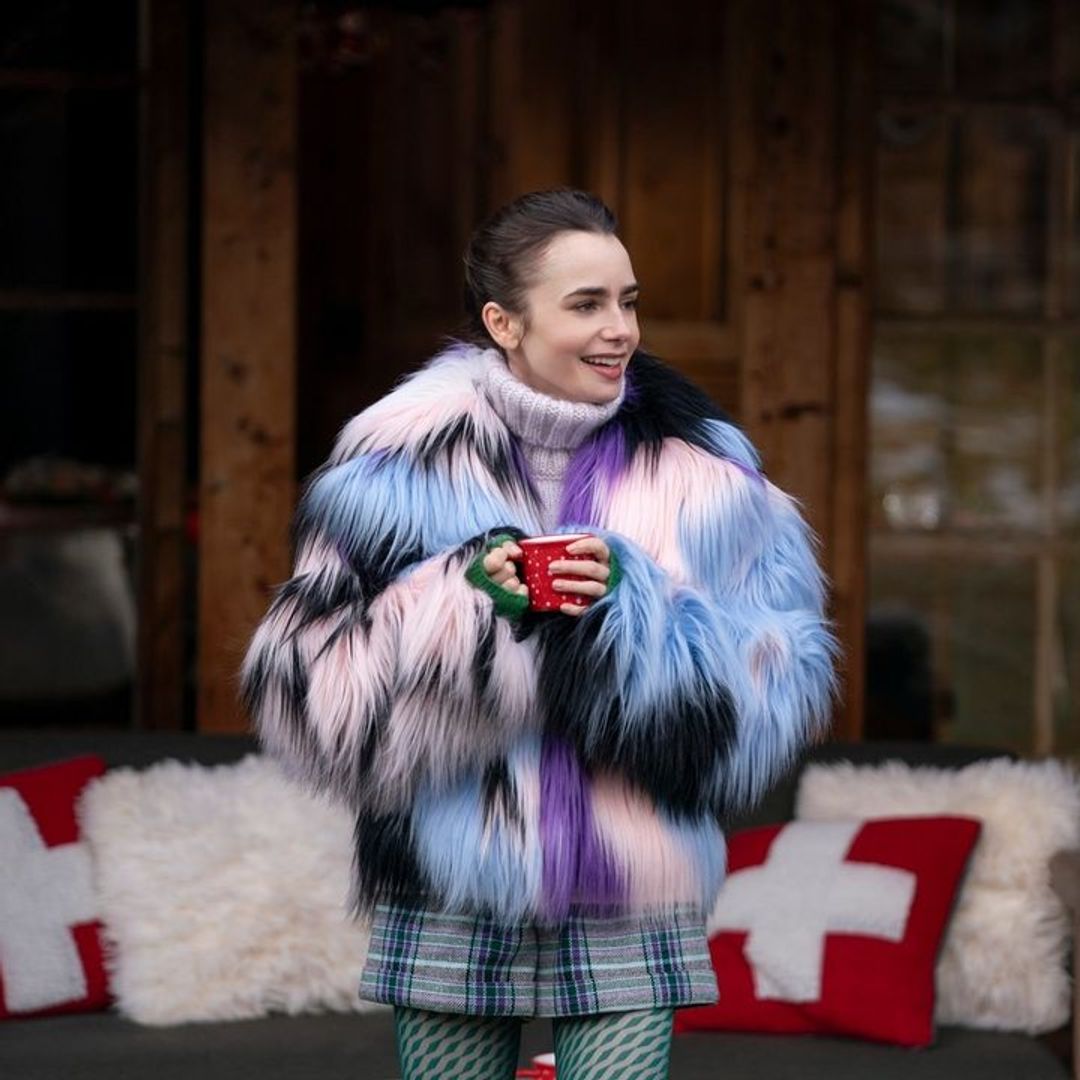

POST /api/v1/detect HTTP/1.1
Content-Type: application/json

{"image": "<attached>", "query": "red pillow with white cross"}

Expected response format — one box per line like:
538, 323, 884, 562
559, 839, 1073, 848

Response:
675, 816, 981, 1047
0, 755, 111, 1019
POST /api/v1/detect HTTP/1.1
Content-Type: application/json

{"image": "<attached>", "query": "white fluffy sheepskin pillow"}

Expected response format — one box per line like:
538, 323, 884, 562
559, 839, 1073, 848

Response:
796, 757, 1080, 1034
78, 754, 383, 1025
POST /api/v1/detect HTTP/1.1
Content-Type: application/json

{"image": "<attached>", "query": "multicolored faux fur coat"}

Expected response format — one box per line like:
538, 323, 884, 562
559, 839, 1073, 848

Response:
241, 342, 838, 926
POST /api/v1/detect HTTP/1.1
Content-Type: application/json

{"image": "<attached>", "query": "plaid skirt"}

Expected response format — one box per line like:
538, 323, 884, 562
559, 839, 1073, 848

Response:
358, 902, 719, 1018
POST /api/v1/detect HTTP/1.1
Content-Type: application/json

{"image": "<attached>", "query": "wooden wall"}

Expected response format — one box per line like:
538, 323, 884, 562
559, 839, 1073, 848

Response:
195, 0, 872, 737
136, 0, 190, 729
198, 0, 297, 732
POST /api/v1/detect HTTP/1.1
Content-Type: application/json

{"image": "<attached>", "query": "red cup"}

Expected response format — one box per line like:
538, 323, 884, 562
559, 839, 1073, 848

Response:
517, 533, 594, 612
515, 1052, 557, 1078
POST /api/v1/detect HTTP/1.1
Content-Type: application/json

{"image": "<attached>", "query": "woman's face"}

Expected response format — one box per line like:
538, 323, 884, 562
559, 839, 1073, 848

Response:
486, 230, 641, 404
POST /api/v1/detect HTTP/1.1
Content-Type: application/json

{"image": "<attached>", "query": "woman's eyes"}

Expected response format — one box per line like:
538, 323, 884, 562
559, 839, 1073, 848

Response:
574, 299, 638, 312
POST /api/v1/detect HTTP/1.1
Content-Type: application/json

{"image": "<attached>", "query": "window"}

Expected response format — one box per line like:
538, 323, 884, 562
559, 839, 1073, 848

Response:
869, 0, 1079, 754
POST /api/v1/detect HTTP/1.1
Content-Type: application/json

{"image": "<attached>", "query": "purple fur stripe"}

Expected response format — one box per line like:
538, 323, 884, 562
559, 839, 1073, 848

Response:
508, 435, 539, 504
539, 733, 627, 921
558, 423, 628, 528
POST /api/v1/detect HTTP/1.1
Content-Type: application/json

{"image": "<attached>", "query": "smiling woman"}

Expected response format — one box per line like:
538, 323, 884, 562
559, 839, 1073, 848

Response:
483, 231, 641, 400
242, 188, 838, 1080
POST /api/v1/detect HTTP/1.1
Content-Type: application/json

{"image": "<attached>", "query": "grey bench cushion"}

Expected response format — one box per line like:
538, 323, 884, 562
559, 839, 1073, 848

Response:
1, 1010, 1068, 1080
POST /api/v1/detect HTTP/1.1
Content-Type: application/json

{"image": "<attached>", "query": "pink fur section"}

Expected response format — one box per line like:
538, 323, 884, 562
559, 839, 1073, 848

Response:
306, 613, 396, 767
246, 536, 542, 813
293, 536, 336, 576
488, 615, 541, 730
589, 771, 706, 910
360, 550, 540, 810
242, 605, 302, 762
602, 438, 765, 586
330, 347, 510, 466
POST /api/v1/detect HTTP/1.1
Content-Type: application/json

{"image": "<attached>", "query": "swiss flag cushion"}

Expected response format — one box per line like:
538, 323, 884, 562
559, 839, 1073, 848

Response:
676, 816, 981, 1047
0, 755, 110, 1018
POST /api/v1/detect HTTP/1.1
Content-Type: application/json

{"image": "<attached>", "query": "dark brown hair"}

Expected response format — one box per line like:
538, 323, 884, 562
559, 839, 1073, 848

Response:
461, 188, 618, 348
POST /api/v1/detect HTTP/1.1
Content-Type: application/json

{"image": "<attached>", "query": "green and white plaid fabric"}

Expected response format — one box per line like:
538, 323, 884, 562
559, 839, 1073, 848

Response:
359, 902, 719, 1017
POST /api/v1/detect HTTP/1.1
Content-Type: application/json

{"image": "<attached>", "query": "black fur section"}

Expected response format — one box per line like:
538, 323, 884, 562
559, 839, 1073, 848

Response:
290, 457, 427, 601
240, 638, 326, 784
417, 413, 534, 506
473, 610, 497, 706
350, 810, 435, 918
318, 613, 392, 789
271, 568, 364, 636
533, 608, 739, 817
480, 756, 526, 844
618, 350, 738, 466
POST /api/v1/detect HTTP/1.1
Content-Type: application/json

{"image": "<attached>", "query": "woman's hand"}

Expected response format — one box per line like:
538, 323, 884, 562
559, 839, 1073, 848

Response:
548, 535, 610, 617
482, 539, 529, 599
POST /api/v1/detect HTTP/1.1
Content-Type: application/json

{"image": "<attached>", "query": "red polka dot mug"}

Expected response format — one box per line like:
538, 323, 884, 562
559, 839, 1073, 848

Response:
516, 533, 595, 612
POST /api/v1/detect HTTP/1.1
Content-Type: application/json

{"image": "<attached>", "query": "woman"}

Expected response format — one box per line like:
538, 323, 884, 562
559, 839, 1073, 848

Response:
242, 189, 838, 1079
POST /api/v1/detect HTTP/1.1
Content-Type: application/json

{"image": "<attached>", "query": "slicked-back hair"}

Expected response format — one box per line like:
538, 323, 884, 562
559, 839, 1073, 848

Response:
462, 188, 618, 348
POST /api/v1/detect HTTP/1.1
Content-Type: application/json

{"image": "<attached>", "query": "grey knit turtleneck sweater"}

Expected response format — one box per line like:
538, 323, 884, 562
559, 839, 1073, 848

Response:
480, 352, 625, 531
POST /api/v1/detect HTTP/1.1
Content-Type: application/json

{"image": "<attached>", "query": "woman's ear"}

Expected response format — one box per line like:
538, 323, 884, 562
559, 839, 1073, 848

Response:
481, 301, 523, 350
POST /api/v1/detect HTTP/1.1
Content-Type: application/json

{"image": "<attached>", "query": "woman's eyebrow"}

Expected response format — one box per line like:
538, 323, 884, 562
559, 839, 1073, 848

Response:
562, 283, 641, 299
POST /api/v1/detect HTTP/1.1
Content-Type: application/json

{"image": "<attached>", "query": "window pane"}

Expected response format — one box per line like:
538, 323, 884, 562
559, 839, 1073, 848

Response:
876, 112, 949, 314
1059, 554, 1080, 757
954, 0, 1053, 99
870, 336, 948, 530
871, 334, 1042, 532
947, 335, 1042, 529
944, 556, 1035, 752
952, 113, 1049, 315
869, 551, 1035, 752
0, 87, 137, 291
878, 0, 949, 96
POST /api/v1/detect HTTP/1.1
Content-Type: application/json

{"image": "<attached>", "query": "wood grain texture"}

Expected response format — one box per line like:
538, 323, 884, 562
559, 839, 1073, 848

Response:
136, 0, 190, 730
731, 0, 870, 739
830, 0, 874, 741
198, 0, 297, 732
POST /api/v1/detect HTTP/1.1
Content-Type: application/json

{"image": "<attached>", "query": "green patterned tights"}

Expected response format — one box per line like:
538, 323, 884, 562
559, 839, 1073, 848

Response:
393, 1005, 674, 1079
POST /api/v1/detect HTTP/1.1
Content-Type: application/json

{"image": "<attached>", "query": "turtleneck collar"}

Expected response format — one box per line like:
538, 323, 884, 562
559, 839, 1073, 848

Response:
479, 349, 625, 451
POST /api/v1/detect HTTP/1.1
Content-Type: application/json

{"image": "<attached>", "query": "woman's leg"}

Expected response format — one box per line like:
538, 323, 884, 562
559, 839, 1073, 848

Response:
393, 1005, 523, 1080
552, 1007, 674, 1080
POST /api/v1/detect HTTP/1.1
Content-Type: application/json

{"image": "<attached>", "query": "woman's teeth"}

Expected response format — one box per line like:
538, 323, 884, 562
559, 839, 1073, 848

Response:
581, 357, 619, 367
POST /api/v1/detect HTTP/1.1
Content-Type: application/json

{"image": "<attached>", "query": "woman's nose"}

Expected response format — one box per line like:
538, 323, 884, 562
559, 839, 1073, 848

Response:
601, 308, 632, 339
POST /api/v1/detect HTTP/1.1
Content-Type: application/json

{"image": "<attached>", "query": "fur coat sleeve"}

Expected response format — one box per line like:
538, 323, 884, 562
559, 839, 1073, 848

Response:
240, 433, 540, 814
540, 464, 838, 820
523, 356, 839, 821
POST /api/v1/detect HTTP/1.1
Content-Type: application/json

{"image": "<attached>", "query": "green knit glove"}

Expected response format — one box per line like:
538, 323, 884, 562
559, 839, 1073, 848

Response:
465, 533, 530, 620
605, 545, 623, 594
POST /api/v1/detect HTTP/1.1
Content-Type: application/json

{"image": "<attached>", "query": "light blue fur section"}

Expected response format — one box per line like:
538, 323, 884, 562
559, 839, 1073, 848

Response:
411, 735, 542, 922
678, 468, 772, 601
732, 489, 828, 613
565, 470, 839, 816
565, 530, 746, 747
698, 417, 762, 472
659, 810, 728, 910
687, 484, 839, 811
304, 450, 520, 571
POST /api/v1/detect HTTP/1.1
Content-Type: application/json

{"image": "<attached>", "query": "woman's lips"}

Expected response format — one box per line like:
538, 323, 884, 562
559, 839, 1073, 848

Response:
580, 357, 625, 380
